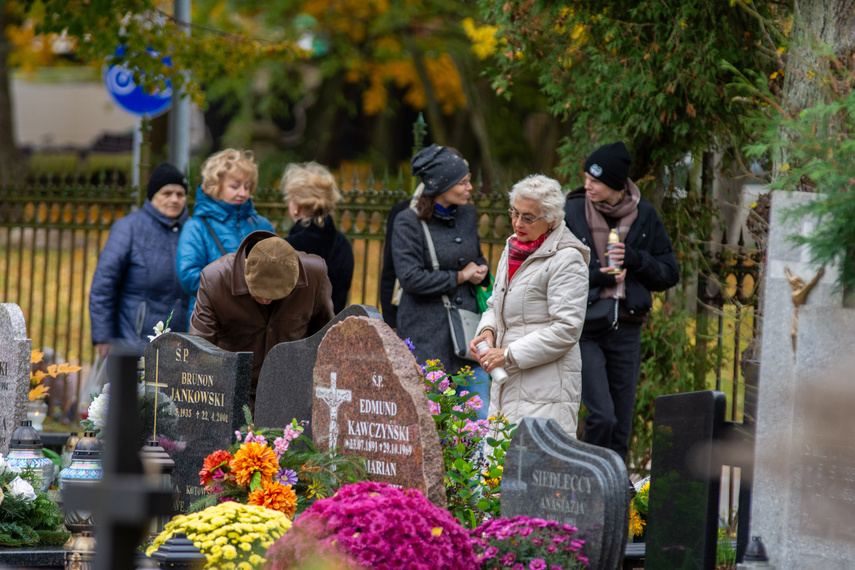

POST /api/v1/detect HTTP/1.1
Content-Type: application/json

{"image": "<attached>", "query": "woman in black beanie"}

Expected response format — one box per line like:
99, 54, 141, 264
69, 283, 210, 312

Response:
89, 163, 191, 354
564, 142, 680, 462
391, 144, 491, 414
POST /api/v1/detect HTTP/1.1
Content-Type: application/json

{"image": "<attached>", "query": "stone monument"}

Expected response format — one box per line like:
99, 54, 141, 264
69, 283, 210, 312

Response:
0, 303, 31, 455
502, 417, 629, 570
311, 316, 445, 507
144, 332, 252, 513
255, 304, 382, 437
749, 191, 855, 568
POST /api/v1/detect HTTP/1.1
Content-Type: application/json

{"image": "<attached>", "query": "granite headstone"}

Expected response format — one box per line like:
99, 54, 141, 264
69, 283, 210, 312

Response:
646, 390, 727, 570
749, 191, 855, 569
502, 417, 629, 570
255, 304, 382, 438
0, 303, 31, 455
143, 332, 252, 513
311, 316, 445, 507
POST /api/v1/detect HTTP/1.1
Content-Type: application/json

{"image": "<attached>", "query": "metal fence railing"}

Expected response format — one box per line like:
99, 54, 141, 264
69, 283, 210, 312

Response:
0, 168, 512, 417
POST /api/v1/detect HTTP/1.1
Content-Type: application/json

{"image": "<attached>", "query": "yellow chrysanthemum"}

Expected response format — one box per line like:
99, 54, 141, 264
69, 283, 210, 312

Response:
231, 441, 280, 487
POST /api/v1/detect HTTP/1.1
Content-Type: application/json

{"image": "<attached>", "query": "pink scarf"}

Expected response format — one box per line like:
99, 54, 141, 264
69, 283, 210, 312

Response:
584, 179, 640, 298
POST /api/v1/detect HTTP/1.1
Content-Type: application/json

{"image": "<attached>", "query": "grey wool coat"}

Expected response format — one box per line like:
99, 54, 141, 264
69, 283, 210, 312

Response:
392, 204, 487, 374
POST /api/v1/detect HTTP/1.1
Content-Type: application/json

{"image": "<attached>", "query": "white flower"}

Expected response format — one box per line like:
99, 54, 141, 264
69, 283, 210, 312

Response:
147, 321, 170, 342
87, 392, 110, 431
8, 476, 37, 501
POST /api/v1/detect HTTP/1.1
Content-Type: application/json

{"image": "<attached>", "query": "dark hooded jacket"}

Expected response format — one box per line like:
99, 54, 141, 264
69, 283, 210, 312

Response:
176, 188, 275, 320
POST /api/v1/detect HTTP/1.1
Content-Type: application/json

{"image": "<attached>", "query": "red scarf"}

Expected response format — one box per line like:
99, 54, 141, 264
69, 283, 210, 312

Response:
507, 230, 551, 281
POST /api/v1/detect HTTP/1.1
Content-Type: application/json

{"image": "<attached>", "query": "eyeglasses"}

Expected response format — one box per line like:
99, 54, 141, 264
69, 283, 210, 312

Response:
508, 208, 546, 225
456, 175, 472, 187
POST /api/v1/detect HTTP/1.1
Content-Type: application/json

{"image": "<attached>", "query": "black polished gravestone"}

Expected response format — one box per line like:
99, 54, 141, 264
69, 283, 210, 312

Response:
255, 305, 382, 438
144, 333, 252, 513
502, 418, 629, 570
645, 390, 726, 570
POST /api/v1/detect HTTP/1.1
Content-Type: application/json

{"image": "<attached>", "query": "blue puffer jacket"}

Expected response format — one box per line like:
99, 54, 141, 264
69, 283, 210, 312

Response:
89, 200, 190, 345
176, 187, 275, 320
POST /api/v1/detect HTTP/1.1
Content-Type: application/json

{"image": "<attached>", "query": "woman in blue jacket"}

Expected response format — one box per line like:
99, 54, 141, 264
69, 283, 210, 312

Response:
89, 163, 191, 354
176, 149, 275, 320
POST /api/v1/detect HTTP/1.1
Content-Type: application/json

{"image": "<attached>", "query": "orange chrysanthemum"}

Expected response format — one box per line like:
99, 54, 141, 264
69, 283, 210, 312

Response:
231, 442, 279, 487
199, 449, 233, 485
248, 481, 298, 519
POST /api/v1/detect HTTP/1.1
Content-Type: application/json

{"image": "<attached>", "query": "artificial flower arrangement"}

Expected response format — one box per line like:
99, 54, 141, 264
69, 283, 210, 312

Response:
29, 349, 81, 402
146, 501, 290, 569
190, 409, 368, 518
629, 478, 649, 540
0, 455, 68, 547
471, 515, 589, 570
422, 358, 516, 528
263, 481, 480, 570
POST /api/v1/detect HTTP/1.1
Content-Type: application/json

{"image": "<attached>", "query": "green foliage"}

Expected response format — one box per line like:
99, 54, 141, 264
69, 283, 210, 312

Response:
0, 468, 68, 547
744, 88, 855, 291
717, 526, 737, 567
478, 0, 779, 187
631, 297, 720, 474
32, 0, 304, 107
423, 360, 516, 529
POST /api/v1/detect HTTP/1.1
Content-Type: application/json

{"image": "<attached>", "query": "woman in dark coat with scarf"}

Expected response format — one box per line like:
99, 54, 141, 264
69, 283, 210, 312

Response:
89, 163, 191, 353
392, 144, 489, 377
281, 161, 354, 315
564, 142, 680, 461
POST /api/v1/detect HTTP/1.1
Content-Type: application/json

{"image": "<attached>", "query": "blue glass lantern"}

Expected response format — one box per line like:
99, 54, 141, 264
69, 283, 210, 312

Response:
6, 420, 54, 493
58, 431, 103, 534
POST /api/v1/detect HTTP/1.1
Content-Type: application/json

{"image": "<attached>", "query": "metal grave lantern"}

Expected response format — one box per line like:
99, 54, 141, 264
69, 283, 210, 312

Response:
6, 420, 55, 493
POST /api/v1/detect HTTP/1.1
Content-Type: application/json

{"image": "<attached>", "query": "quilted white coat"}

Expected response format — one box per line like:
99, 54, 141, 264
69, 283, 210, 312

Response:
477, 222, 590, 436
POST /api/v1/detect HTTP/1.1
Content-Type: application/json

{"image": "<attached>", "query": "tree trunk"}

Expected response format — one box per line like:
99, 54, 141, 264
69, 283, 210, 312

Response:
777, 0, 855, 172
0, 6, 22, 185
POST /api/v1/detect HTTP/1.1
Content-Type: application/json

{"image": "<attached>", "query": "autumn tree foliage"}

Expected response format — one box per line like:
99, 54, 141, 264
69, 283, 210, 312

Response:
479, 0, 780, 194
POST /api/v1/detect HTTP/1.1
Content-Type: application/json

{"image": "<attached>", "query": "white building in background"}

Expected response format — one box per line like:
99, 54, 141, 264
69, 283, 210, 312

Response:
10, 67, 204, 152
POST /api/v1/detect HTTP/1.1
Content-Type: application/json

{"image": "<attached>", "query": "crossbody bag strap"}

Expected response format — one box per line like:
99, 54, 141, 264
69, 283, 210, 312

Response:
201, 218, 227, 256
421, 220, 453, 309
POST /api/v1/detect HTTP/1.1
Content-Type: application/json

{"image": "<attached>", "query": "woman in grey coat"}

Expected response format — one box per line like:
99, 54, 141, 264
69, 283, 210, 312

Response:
392, 144, 489, 378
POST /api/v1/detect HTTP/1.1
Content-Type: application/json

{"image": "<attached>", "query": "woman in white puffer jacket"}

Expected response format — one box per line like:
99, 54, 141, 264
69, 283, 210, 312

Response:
470, 174, 590, 436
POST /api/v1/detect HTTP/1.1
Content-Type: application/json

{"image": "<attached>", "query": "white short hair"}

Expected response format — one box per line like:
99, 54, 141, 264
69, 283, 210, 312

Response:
507, 174, 566, 224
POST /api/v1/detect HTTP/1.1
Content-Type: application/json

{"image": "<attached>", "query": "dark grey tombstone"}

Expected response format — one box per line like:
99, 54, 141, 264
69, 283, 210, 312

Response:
255, 304, 382, 437
143, 332, 252, 513
646, 390, 726, 570
535, 419, 629, 570
0, 303, 30, 454
502, 417, 627, 570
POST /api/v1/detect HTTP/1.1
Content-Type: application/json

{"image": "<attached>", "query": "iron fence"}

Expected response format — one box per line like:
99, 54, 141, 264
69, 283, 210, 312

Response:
0, 169, 511, 385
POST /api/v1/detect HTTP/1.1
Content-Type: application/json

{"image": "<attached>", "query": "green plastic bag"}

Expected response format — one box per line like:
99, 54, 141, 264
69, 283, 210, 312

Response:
475, 272, 495, 313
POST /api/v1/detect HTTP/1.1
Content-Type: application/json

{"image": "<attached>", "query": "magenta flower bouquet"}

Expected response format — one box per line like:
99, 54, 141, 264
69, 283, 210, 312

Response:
470, 515, 589, 570
263, 481, 480, 570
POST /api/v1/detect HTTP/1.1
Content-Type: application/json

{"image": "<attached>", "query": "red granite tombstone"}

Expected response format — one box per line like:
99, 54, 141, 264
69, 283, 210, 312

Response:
312, 316, 445, 507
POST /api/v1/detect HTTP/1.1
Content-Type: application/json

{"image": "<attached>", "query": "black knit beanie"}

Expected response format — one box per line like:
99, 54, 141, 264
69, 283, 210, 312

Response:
411, 144, 470, 197
584, 142, 632, 191
147, 163, 188, 201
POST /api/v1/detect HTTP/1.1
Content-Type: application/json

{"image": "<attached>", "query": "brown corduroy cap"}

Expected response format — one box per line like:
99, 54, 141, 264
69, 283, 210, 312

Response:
244, 237, 299, 300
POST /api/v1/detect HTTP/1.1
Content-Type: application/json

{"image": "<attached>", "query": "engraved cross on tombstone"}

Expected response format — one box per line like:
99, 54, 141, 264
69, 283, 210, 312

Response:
314, 372, 352, 451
